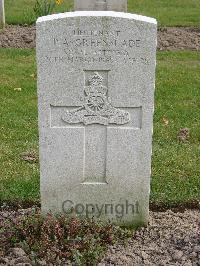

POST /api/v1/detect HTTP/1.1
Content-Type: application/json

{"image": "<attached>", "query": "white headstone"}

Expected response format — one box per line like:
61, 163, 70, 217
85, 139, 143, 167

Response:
36, 11, 157, 226
0, 0, 5, 29
75, 0, 127, 12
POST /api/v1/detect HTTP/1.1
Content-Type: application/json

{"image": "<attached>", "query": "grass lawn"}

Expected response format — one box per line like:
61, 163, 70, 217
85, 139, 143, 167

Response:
0, 49, 199, 206
4, 0, 200, 26
129, 0, 200, 27
5, 0, 73, 25
152, 52, 200, 205
0, 49, 39, 202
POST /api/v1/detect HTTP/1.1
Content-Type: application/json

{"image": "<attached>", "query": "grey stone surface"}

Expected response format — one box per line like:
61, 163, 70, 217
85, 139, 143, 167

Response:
74, 0, 127, 12
36, 11, 157, 226
0, 0, 5, 29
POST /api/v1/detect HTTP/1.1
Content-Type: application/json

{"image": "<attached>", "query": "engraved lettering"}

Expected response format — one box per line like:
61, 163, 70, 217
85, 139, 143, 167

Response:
53, 38, 59, 45
136, 40, 140, 47
129, 40, 135, 47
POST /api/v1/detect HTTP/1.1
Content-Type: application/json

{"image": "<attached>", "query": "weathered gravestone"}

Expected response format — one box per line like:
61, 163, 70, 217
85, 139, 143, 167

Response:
0, 0, 5, 29
36, 11, 157, 226
75, 0, 127, 12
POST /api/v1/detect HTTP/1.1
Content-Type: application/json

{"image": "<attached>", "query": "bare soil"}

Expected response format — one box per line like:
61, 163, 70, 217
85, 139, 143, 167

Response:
99, 210, 200, 266
0, 25, 200, 51
0, 209, 199, 265
158, 27, 200, 51
0, 25, 36, 49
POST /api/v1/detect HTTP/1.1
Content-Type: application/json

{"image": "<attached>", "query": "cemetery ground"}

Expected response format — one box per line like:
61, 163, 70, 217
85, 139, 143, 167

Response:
0, 49, 199, 265
0, 1, 200, 265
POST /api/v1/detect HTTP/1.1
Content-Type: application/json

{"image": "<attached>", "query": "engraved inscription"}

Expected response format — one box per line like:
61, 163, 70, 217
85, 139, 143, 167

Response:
54, 35, 141, 48
62, 72, 130, 126
48, 27, 146, 66
43, 54, 150, 66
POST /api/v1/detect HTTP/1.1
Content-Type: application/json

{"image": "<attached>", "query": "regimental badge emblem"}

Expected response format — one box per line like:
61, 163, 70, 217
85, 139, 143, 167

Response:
62, 72, 130, 126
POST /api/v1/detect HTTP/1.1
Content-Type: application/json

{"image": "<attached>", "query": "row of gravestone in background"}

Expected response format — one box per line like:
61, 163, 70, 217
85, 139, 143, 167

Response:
37, 0, 157, 227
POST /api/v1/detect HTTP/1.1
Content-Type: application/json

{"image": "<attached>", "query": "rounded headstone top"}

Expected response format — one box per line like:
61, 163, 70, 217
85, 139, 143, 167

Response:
37, 11, 157, 25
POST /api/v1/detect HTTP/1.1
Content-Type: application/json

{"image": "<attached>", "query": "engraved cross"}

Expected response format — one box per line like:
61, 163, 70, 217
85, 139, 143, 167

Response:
51, 71, 142, 184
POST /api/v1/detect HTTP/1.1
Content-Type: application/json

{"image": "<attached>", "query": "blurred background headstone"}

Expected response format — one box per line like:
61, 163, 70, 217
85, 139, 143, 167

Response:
74, 0, 127, 12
